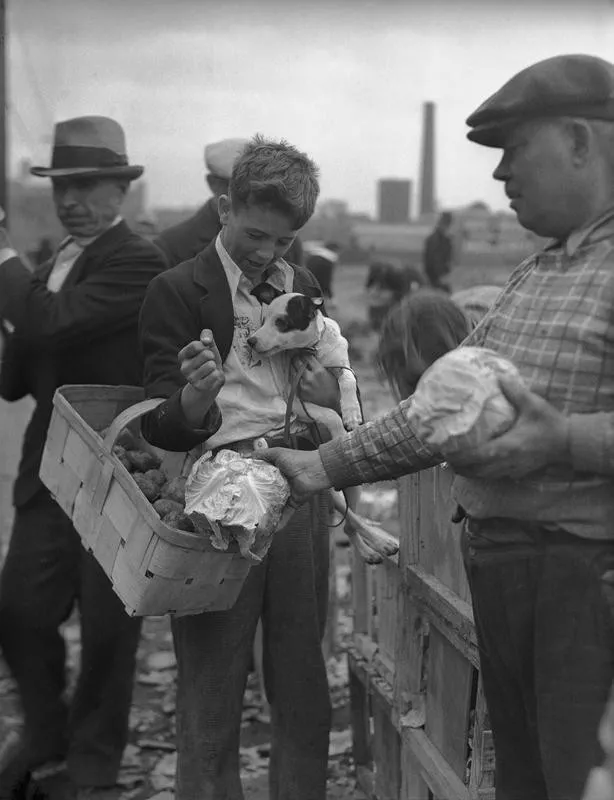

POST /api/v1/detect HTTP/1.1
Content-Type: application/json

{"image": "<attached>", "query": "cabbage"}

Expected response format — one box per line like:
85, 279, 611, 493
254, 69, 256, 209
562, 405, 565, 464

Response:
184, 449, 291, 563
405, 346, 522, 456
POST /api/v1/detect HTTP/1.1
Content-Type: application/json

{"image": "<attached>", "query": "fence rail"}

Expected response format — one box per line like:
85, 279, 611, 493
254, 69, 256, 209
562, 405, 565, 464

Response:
348, 466, 495, 799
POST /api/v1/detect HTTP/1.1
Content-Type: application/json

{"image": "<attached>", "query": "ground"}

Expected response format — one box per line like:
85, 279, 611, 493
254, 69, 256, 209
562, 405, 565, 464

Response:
0, 258, 513, 798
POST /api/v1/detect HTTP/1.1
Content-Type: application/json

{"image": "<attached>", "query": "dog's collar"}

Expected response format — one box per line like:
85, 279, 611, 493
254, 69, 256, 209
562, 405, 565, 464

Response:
299, 309, 326, 351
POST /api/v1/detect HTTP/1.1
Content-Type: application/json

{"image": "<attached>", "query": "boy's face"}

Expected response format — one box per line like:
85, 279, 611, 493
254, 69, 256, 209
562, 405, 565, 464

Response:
218, 195, 298, 283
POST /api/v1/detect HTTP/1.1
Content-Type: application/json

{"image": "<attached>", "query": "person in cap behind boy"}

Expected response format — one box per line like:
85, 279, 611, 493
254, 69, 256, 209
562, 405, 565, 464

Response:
155, 137, 304, 270
0, 115, 166, 799
257, 54, 614, 800
139, 135, 336, 799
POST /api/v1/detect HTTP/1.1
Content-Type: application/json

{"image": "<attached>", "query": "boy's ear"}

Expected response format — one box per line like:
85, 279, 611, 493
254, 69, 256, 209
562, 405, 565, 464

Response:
310, 296, 325, 309
218, 194, 231, 225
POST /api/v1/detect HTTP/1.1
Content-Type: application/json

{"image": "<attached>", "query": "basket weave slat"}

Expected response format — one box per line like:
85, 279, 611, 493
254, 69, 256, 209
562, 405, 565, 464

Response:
40, 384, 252, 617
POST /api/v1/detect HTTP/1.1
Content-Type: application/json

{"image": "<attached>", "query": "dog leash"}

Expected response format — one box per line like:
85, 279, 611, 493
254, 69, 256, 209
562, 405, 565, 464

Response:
282, 355, 363, 529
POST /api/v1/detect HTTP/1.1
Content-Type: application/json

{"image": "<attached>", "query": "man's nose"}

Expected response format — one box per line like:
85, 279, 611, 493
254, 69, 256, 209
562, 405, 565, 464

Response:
57, 189, 79, 207
493, 155, 510, 182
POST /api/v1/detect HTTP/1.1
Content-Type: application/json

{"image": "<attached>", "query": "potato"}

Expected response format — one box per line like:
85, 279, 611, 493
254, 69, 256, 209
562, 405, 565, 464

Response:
160, 476, 187, 505
143, 468, 167, 488
117, 453, 133, 472
153, 498, 184, 518
162, 510, 195, 532
126, 450, 162, 473
132, 473, 161, 503
112, 445, 133, 472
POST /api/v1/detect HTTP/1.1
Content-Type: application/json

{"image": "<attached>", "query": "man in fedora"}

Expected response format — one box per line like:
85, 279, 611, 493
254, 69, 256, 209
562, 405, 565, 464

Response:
257, 54, 614, 800
155, 137, 304, 269
0, 115, 165, 798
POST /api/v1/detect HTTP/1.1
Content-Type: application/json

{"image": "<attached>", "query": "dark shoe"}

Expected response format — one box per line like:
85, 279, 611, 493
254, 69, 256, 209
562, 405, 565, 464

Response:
0, 751, 68, 800
0, 741, 32, 800
30, 763, 71, 800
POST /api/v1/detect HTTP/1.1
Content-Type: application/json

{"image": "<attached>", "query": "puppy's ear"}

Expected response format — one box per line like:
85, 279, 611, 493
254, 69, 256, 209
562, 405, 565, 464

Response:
310, 296, 325, 309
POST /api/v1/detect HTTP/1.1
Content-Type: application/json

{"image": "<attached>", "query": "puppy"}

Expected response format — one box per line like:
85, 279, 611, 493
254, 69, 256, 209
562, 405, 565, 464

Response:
248, 293, 363, 438
248, 293, 374, 556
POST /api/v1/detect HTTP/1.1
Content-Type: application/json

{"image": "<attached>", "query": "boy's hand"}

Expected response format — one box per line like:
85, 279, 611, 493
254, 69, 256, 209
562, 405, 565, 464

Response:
179, 329, 225, 426
298, 356, 340, 412
179, 329, 225, 397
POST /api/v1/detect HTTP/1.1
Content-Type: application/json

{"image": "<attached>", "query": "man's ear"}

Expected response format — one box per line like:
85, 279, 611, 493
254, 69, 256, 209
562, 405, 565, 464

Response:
218, 194, 231, 225
568, 119, 591, 167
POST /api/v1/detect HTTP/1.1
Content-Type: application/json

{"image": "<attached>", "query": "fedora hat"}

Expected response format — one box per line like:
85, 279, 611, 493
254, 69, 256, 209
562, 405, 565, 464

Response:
30, 116, 144, 180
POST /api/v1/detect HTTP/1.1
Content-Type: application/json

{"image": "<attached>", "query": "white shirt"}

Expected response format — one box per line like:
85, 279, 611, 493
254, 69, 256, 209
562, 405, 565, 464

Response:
205, 235, 303, 450
46, 216, 123, 293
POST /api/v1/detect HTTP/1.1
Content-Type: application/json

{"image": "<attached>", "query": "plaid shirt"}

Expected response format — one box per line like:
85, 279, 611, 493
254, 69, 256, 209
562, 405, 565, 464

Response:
320, 208, 614, 539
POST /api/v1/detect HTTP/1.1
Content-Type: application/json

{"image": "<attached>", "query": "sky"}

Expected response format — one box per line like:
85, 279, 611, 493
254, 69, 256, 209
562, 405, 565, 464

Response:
9, 0, 614, 216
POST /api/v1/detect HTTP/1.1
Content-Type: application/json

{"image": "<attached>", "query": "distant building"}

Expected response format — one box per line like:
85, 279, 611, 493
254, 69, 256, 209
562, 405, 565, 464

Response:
377, 179, 412, 224
419, 101, 436, 218
351, 200, 542, 264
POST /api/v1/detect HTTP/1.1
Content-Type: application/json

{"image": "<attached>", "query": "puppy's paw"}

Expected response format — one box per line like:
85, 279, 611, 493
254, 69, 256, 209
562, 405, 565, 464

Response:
342, 409, 363, 431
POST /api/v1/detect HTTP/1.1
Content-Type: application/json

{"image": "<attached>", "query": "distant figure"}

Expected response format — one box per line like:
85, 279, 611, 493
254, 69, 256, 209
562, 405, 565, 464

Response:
154, 138, 248, 269
365, 260, 425, 331
155, 138, 305, 269
305, 241, 340, 298
423, 211, 454, 291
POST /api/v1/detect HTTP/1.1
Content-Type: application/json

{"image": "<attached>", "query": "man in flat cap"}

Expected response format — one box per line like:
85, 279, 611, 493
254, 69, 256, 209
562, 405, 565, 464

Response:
155, 137, 304, 269
0, 115, 166, 798
256, 54, 614, 800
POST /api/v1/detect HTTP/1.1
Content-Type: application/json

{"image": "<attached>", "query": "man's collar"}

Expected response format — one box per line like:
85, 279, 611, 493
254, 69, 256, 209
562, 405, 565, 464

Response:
544, 206, 614, 257
69, 215, 123, 249
215, 234, 292, 297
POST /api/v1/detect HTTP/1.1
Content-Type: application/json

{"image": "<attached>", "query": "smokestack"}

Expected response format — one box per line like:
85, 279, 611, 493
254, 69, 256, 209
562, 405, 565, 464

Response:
419, 101, 436, 218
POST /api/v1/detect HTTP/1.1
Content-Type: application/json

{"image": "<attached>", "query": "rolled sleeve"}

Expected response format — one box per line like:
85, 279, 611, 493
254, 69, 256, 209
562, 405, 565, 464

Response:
141, 389, 222, 452
319, 401, 442, 489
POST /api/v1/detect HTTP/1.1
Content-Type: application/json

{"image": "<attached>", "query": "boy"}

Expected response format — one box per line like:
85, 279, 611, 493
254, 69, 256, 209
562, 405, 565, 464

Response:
138, 136, 336, 799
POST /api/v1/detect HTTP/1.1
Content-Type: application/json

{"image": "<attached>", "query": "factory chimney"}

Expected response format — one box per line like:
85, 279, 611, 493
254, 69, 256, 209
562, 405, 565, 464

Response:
419, 101, 436, 218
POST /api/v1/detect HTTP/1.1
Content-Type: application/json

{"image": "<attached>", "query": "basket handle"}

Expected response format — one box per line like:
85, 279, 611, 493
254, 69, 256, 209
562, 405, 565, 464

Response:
103, 398, 165, 450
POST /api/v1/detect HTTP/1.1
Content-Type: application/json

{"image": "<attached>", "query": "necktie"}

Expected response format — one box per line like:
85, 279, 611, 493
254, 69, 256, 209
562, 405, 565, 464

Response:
250, 282, 285, 305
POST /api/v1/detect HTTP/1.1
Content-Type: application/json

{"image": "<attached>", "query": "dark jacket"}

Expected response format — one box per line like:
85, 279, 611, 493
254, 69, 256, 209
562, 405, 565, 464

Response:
0, 221, 166, 507
306, 254, 334, 298
138, 240, 320, 452
154, 198, 221, 270
154, 198, 305, 270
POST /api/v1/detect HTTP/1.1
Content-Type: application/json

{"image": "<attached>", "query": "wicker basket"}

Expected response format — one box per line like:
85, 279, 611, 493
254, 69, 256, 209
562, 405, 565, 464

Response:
39, 384, 252, 617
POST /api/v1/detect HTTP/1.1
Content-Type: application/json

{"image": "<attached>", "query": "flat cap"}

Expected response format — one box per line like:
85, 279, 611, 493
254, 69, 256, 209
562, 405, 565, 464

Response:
204, 138, 249, 179
466, 54, 614, 147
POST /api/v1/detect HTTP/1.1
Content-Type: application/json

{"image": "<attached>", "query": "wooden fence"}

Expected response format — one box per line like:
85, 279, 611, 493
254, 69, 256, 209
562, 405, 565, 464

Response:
347, 466, 495, 800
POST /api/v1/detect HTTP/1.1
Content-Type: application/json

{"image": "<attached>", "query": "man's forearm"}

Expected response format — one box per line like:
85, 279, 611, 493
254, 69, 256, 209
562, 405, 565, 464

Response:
318, 400, 442, 489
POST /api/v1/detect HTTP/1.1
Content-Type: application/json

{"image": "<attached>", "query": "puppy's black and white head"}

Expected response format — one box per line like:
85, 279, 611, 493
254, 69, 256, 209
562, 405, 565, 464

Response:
248, 292, 325, 355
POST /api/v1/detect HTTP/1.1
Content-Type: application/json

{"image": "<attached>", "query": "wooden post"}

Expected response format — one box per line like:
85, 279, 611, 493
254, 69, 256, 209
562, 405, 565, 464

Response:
0, 0, 7, 224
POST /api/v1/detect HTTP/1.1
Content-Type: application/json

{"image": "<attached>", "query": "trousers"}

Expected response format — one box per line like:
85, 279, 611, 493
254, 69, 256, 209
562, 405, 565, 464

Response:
462, 517, 614, 800
171, 493, 332, 800
0, 493, 142, 787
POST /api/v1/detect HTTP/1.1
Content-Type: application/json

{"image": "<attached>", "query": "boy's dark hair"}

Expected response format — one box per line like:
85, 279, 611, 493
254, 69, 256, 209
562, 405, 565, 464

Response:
229, 135, 320, 229
376, 290, 471, 400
